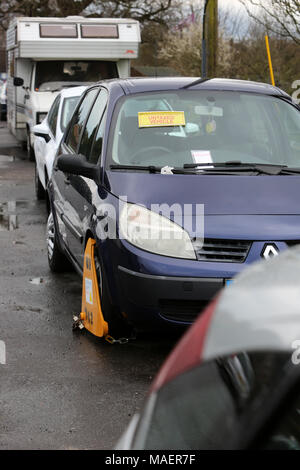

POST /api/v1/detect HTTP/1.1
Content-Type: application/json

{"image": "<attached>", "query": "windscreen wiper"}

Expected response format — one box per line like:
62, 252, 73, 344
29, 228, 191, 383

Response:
110, 162, 300, 176
110, 164, 161, 173
110, 164, 197, 175
277, 167, 300, 175
184, 162, 288, 175
181, 78, 211, 90
110, 162, 247, 173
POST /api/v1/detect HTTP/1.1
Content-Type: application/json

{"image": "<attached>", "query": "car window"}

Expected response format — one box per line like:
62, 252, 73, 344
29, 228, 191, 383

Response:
48, 95, 61, 137
108, 91, 300, 169
78, 88, 108, 163
89, 110, 107, 164
133, 352, 289, 450
64, 88, 99, 153
60, 95, 81, 132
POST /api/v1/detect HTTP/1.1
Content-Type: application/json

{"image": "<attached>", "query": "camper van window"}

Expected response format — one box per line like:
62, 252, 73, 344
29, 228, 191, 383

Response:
40, 24, 77, 38
81, 24, 119, 38
34, 61, 117, 92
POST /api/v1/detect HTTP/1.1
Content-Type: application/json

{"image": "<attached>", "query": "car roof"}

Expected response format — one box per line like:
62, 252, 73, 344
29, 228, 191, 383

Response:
59, 85, 87, 99
106, 77, 291, 99
151, 245, 300, 392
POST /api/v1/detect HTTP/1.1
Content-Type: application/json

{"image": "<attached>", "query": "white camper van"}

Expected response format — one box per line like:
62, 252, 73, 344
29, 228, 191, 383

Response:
6, 16, 140, 159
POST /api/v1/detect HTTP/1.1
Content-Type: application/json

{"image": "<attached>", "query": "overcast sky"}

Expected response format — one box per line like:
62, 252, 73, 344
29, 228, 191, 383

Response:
219, 0, 247, 11
189, 0, 253, 14
220, 0, 240, 7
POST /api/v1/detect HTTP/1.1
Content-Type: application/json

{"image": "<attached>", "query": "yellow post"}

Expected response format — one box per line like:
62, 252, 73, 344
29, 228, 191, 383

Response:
207, 0, 218, 78
265, 35, 275, 86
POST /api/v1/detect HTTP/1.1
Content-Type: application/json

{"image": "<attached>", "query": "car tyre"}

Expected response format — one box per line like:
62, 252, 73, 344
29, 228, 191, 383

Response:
94, 248, 132, 338
35, 164, 45, 200
47, 211, 71, 272
0, 108, 5, 121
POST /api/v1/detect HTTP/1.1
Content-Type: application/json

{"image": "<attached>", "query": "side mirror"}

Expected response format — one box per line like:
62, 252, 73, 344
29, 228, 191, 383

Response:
33, 123, 51, 143
57, 154, 99, 181
13, 77, 24, 87
34, 131, 51, 143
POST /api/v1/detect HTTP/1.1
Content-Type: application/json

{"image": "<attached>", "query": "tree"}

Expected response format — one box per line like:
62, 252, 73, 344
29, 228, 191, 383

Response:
0, 0, 90, 29
86, 0, 177, 26
157, 20, 232, 77
222, 21, 300, 94
156, 4, 300, 96
0, 0, 177, 30
239, 0, 300, 45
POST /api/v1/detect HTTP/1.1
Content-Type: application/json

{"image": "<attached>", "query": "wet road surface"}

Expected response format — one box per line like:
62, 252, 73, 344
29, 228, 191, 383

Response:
0, 124, 179, 449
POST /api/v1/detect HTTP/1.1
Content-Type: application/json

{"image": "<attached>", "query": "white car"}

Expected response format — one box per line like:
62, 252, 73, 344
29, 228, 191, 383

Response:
33, 86, 87, 200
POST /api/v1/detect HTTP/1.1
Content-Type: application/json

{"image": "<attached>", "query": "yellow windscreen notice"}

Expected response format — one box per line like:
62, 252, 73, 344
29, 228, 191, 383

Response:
138, 111, 186, 128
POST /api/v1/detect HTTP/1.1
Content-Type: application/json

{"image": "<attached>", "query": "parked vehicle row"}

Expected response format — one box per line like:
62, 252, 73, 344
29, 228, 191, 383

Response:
16, 72, 300, 450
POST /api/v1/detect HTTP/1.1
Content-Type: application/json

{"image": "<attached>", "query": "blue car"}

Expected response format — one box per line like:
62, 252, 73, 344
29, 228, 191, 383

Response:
47, 77, 300, 336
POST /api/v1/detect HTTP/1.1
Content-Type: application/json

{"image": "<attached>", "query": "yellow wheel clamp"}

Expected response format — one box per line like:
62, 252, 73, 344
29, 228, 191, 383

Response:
75, 238, 109, 338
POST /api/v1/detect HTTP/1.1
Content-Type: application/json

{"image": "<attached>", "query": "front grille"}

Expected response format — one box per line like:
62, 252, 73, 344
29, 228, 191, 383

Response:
159, 300, 209, 323
194, 238, 252, 263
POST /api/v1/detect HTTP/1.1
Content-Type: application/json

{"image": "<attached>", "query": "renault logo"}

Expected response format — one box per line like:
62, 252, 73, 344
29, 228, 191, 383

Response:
261, 244, 279, 260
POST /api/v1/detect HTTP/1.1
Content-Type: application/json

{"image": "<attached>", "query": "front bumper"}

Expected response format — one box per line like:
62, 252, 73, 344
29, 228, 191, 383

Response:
117, 265, 224, 327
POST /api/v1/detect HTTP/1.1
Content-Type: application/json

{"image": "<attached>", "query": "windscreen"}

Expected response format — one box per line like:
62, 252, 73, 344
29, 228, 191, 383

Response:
108, 91, 300, 169
35, 61, 118, 92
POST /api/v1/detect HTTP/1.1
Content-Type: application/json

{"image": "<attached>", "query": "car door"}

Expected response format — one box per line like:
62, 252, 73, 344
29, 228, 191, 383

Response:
64, 87, 109, 267
54, 86, 100, 265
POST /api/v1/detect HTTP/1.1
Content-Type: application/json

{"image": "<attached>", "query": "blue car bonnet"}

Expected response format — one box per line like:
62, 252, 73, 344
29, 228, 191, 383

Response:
107, 172, 300, 216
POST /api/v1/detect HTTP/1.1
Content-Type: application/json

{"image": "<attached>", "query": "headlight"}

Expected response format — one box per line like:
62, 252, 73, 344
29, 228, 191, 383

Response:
36, 112, 47, 124
119, 203, 196, 260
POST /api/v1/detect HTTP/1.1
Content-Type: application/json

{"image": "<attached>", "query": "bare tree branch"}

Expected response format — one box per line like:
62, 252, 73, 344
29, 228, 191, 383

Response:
0, 0, 178, 30
239, 0, 300, 44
